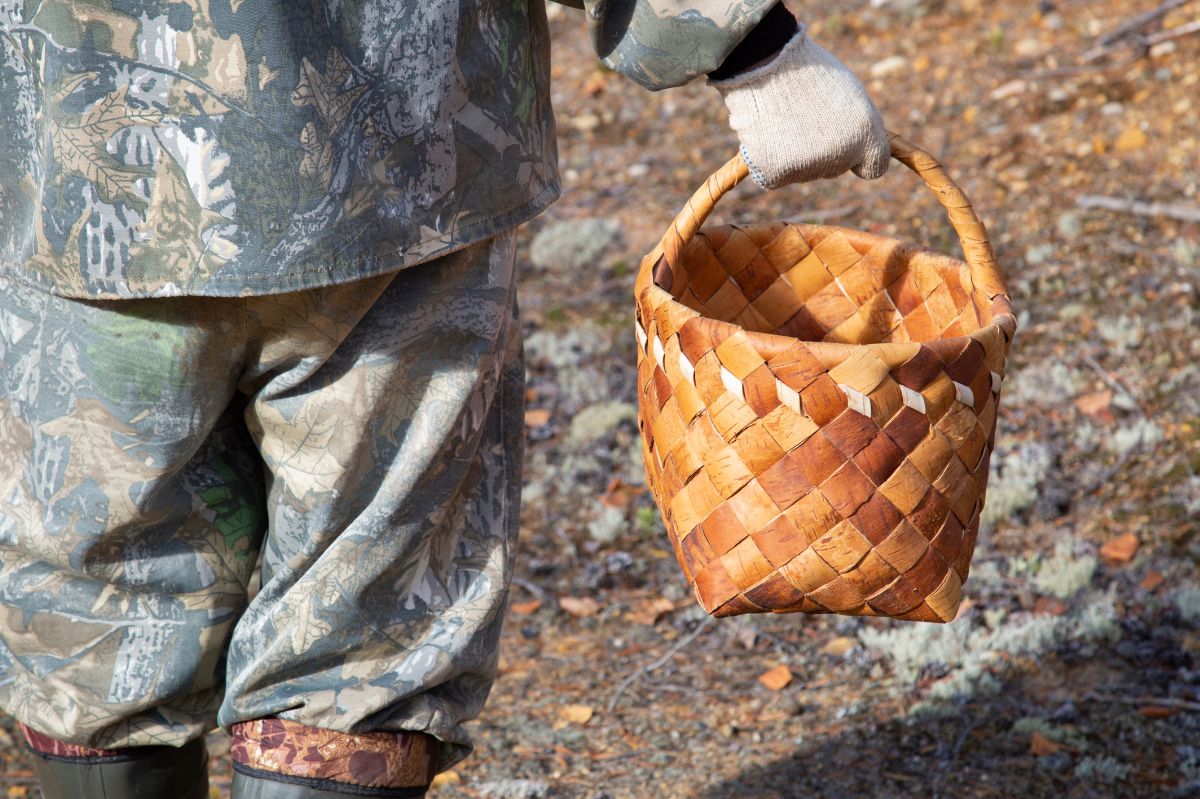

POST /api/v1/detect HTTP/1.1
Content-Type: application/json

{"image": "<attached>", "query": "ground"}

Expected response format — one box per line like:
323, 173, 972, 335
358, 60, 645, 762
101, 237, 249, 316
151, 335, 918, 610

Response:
2, 0, 1199, 797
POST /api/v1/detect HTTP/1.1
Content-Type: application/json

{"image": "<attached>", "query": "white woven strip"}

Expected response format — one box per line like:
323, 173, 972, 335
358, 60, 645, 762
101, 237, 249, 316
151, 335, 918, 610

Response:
776, 379, 802, 414
678, 351, 696, 385
653, 336, 665, 369
954, 381, 975, 407
901, 385, 926, 414
839, 384, 872, 417
635, 320, 648, 352
990, 372, 1003, 394
720, 366, 745, 400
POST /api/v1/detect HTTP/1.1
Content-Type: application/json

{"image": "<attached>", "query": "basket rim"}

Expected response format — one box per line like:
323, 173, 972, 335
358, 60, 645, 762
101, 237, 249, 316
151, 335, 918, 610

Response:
636, 220, 1018, 362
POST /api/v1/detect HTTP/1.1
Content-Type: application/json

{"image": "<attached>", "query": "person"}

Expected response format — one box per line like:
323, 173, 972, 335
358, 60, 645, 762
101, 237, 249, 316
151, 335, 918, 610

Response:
0, 1, 888, 796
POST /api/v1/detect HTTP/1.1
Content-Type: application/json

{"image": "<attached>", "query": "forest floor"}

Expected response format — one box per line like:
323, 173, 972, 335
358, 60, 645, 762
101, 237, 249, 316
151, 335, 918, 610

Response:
3, 0, 1200, 797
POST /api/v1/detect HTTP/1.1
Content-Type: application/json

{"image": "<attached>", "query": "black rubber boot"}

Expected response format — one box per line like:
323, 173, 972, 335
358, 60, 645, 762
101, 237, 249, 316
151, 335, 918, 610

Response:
32, 735, 209, 799
231, 769, 429, 798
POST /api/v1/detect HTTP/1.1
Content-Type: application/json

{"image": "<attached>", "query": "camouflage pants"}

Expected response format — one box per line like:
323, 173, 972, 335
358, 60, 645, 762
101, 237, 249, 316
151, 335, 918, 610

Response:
0, 232, 523, 772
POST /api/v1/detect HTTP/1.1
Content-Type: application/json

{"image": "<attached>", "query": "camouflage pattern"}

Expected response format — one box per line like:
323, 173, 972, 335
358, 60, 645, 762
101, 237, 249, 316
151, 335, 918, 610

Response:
0, 231, 524, 771
0, 0, 557, 298
555, 0, 778, 91
0, 1, 775, 299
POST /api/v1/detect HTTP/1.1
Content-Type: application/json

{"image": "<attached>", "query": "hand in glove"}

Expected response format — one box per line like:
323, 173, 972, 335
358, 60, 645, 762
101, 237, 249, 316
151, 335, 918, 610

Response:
708, 22, 890, 190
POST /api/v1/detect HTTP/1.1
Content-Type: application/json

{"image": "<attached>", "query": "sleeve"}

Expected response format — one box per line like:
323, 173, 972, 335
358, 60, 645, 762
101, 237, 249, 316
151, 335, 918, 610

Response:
552, 0, 782, 91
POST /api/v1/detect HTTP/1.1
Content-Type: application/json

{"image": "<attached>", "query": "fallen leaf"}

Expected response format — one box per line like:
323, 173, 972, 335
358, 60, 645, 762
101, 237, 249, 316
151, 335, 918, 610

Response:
1138, 706, 1177, 719
821, 637, 857, 656
511, 599, 543, 615
524, 408, 552, 428
1030, 732, 1063, 756
1034, 596, 1069, 616
1074, 389, 1113, 421
758, 664, 793, 691
627, 597, 677, 626
1100, 533, 1140, 566
1115, 126, 1148, 152
1140, 571, 1164, 591
600, 477, 645, 508
430, 771, 461, 788
583, 72, 607, 97
559, 596, 601, 618
559, 704, 595, 724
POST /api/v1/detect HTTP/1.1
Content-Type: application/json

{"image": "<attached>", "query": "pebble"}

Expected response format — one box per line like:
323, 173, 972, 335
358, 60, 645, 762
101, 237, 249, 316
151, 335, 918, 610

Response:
1056, 212, 1082, 239
870, 55, 908, 78
1100, 102, 1124, 116
1015, 38, 1042, 57
1150, 41, 1177, 58
1042, 12, 1065, 30
1024, 243, 1055, 266
990, 79, 1027, 101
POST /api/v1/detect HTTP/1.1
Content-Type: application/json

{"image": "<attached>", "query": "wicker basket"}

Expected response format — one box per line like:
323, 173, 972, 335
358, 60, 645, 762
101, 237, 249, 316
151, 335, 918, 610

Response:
634, 134, 1016, 623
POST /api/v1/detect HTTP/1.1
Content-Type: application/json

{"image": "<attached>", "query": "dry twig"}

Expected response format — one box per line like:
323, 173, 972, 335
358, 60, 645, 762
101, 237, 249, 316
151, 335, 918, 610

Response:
1087, 0, 1194, 51
1075, 194, 1200, 223
607, 616, 715, 713
1086, 693, 1200, 712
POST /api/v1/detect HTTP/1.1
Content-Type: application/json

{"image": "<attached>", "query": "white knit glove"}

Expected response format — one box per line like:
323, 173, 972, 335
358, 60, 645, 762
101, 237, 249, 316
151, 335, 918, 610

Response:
708, 26, 890, 189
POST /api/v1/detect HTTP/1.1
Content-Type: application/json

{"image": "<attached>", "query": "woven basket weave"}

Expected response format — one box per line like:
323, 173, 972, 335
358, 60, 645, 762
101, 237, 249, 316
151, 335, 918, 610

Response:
634, 134, 1016, 623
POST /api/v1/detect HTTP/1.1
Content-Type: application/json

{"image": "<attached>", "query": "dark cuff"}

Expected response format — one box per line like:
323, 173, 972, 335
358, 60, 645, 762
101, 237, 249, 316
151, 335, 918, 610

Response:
707, 3, 799, 81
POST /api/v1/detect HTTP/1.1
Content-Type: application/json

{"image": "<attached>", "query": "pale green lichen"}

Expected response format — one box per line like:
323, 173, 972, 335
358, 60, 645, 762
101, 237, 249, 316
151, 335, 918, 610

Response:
1174, 588, 1200, 625
1074, 755, 1131, 782
981, 443, 1053, 524
1106, 417, 1163, 457
859, 545, 1120, 705
567, 401, 636, 447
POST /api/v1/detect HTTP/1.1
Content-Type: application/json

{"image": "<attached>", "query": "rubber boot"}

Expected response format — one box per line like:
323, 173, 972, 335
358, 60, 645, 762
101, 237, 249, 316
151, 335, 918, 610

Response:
32, 735, 209, 799
231, 769, 429, 798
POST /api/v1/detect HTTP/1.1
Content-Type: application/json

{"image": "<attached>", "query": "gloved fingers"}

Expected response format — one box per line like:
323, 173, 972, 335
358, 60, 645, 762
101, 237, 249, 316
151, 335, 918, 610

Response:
711, 28, 891, 188
851, 118, 892, 180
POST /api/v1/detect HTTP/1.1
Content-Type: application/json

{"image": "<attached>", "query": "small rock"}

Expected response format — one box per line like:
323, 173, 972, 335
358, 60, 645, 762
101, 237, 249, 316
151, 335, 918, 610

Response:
626, 163, 650, 178
1056, 212, 1082, 239
990, 79, 1027, 101
1015, 37, 1042, 57
1150, 41, 1177, 58
1024, 243, 1055, 266
479, 779, 552, 799
569, 113, 601, 132
1155, 68, 1174, 82
1042, 12, 1064, 30
870, 55, 908, 78
1100, 102, 1125, 116
1115, 126, 1148, 153
529, 219, 621, 272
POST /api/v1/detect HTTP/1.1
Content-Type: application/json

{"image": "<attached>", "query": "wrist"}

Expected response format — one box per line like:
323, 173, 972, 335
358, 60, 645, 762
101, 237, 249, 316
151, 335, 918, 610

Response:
707, 3, 799, 81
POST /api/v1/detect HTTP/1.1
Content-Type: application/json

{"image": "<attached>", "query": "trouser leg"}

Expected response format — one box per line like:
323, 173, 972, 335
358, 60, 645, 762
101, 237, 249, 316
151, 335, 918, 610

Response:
0, 273, 259, 747
220, 232, 524, 793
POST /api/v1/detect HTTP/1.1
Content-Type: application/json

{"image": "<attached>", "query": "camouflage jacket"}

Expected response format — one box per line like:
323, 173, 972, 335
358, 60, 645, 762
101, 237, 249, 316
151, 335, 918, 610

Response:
0, 1, 774, 299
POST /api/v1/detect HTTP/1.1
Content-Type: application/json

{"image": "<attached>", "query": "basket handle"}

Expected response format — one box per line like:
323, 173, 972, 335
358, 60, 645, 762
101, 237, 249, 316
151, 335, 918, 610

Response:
656, 132, 1002, 289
